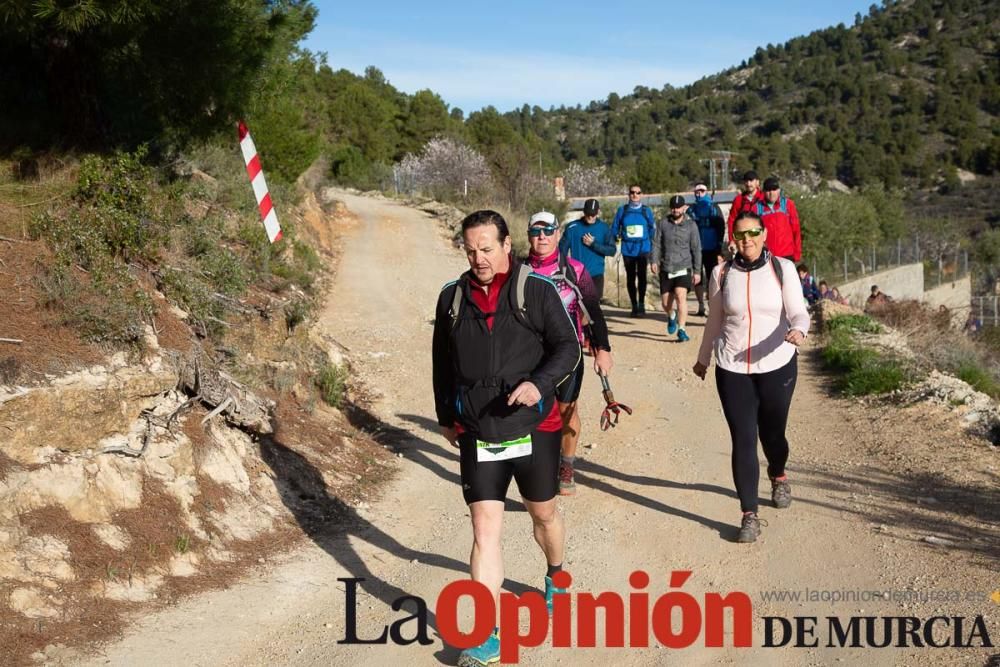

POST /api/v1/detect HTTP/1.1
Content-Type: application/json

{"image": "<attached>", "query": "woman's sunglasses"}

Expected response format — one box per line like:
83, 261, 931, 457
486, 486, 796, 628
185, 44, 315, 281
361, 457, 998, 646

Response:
733, 228, 764, 241
528, 225, 557, 237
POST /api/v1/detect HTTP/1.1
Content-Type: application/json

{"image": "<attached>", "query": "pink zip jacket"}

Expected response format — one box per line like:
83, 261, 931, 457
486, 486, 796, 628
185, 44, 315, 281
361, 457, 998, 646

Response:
697, 253, 810, 374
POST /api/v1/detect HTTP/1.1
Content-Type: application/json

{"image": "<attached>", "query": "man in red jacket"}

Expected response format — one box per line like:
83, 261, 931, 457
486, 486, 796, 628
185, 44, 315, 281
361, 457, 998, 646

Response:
756, 177, 802, 262
726, 170, 764, 254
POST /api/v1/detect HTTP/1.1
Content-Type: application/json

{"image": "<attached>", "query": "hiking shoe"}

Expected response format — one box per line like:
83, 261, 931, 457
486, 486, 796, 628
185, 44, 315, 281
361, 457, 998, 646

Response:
630, 305, 639, 318
771, 477, 792, 509
696, 306, 706, 317
558, 460, 576, 496
737, 513, 763, 543
457, 630, 500, 666
667, 316, 678, 335
544, 575, 567, 615
638, 302, 646, 315
677, 329, 690, 342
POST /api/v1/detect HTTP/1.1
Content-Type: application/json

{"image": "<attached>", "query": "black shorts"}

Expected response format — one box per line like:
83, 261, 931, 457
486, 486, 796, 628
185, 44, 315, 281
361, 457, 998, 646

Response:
458, 429, 561, 504
659, 270, 692, 293
555, 357, 584, 403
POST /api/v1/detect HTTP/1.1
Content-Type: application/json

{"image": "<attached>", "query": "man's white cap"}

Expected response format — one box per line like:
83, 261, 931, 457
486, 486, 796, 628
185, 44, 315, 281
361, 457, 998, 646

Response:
529, 211, 557, 226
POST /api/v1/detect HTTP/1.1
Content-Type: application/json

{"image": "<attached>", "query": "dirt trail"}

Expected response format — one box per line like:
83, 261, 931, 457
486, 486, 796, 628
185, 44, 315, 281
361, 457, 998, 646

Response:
79, 192, 997, 666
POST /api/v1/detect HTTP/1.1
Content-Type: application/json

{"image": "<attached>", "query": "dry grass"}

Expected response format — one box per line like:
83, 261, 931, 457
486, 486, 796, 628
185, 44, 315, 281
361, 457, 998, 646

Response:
869, 300, 1000, 397
0, 158, 77, 239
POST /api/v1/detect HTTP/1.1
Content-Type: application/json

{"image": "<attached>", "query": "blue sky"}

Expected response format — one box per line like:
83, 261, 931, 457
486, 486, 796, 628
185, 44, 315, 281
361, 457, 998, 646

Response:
305, 1, 880, 113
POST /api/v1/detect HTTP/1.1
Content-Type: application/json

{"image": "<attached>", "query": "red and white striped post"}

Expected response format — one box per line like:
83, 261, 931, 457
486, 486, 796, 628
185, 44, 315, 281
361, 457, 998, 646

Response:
238, 120, 282, 243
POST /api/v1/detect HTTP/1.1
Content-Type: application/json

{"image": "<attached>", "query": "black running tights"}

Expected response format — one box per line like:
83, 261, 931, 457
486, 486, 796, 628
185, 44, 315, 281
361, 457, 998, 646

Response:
715, 356, 797, 513
622, 255, 648, 308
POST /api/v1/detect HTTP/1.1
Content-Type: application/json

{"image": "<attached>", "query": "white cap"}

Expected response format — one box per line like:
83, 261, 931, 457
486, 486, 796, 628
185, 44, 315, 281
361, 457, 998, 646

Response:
528, 211, 557, 226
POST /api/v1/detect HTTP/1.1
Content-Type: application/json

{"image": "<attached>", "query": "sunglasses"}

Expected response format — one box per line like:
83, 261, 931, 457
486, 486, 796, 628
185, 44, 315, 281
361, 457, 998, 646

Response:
629, 190, 641, 195
694, 189, 707, 194
733, 228, 764, 241
528, 225, 557, 237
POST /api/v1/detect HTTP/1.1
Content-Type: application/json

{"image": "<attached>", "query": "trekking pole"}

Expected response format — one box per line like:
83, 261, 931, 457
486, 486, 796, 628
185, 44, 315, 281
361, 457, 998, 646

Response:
598, 374, 632, 431
616, 254, 622, 309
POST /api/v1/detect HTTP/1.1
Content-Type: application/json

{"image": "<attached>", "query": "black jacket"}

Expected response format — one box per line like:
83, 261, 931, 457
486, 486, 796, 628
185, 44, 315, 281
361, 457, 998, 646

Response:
432, 259, 581, 442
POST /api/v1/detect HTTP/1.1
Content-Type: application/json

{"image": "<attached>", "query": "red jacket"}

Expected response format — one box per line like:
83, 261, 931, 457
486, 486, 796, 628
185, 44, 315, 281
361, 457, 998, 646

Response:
726, 189, 764, 241
755, 196, 801, 261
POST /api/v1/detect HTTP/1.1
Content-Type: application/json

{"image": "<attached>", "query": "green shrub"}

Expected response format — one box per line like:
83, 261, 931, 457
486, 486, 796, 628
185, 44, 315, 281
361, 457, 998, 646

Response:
821, 328, 914, 395
316, 363, 348, 408
284, 299, 311, 332
826, 313, 881, 334
956, 362, 1000, 399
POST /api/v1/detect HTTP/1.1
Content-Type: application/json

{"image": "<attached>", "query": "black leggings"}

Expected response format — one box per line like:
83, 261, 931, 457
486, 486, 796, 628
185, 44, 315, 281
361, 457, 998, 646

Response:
592, 274, 605, 301
715, 356, 798, 513
622, 255, 648, 307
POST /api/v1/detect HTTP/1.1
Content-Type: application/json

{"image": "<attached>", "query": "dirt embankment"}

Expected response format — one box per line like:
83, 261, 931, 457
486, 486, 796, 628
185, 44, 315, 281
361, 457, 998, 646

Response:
0, 186, 394, 665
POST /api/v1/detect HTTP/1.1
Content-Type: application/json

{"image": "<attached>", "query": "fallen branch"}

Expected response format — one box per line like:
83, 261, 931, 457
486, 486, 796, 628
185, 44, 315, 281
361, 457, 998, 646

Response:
0, 236, 27, 243
99, 411, 157, 458
201, 396, 234, 425
0, 338, 23, 344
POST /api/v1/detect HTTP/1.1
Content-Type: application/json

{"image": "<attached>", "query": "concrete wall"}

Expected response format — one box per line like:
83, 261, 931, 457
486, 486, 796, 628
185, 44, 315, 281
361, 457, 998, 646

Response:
837, 264, 924, 309
924, 276, 972, 325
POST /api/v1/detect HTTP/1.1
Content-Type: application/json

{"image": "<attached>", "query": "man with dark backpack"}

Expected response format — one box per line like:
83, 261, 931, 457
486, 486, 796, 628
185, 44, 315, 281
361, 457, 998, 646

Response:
611, 184, 656, 317
432, 210, 580, 667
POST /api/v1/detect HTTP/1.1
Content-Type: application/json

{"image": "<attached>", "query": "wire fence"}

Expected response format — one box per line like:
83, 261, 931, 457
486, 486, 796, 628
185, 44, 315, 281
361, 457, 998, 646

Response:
971, 296, 1000, 328
803, 236, 970, 290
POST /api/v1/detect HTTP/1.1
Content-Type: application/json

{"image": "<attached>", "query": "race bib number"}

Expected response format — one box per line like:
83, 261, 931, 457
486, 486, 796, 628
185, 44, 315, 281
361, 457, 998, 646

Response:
667, 269, 689, 279
625, 224, 644, 239
476, 435, 532, 462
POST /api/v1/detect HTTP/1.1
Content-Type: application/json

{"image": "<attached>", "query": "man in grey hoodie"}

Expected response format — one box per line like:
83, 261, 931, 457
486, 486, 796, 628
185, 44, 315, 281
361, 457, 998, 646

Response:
651, 195, 702, 342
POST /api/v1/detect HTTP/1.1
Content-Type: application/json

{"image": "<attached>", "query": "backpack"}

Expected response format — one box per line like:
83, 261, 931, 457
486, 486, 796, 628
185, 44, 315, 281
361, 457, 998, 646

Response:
755, 196, 788, 217
447, 255, 591, 334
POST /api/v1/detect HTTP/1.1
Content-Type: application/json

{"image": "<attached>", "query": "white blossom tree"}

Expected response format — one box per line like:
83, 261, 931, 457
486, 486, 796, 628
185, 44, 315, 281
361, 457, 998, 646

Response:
562, 163, 624, 197
396, 137, 491, 199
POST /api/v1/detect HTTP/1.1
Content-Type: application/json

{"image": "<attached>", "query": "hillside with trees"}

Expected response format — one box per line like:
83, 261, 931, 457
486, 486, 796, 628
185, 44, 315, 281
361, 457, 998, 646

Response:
507, 0, 1000, 194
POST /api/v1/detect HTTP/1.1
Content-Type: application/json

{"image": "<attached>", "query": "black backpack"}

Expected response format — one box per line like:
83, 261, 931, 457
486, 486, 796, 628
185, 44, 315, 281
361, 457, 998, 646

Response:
447, 255, 591, 333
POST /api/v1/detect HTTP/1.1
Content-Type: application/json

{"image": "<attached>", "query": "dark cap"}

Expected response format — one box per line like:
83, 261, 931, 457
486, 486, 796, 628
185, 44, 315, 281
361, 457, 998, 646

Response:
742, 170, 758, 182
583, 198, 600, 216
763, 176, 780, 191
668, 195, 686, 208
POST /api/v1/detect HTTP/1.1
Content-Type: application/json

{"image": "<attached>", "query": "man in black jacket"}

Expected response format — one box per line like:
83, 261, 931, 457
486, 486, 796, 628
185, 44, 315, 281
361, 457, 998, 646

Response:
432, 210, 579, 666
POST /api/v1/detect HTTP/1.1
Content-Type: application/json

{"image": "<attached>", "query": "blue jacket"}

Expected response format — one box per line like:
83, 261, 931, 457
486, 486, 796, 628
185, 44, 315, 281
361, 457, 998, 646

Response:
611, 204, 656, 257
559, 218, 616, 277
689, 195, 725, 252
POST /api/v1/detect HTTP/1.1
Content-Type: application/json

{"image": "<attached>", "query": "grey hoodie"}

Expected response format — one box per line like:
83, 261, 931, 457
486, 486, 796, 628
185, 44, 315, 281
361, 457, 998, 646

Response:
652, 212, 702, 276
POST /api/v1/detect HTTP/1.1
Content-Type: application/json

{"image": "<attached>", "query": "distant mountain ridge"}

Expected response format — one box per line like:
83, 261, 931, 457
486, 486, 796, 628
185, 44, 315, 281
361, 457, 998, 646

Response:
497, 0, 999, 192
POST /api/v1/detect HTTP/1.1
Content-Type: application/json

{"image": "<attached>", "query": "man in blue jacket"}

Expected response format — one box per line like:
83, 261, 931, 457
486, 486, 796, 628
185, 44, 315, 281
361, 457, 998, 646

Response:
689, 182, 726, 317
610, 185, 656, 317
559, 198, 616, 300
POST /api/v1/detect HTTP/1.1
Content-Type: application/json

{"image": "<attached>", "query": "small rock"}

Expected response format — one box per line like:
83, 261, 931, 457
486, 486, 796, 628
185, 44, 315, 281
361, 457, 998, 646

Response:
324, 623, 332, 629
922, 535, 954, 547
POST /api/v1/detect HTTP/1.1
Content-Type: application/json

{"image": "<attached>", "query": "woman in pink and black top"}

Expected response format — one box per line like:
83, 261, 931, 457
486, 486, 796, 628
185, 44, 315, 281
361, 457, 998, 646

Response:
693, 211, 810, 543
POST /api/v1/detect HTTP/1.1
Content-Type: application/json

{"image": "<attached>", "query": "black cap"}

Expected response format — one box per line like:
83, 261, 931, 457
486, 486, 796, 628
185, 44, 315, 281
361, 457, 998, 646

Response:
669, 195, 686, 208
583, 198, 600, 216
763, 176, 780, 191
743, 170, 758, 182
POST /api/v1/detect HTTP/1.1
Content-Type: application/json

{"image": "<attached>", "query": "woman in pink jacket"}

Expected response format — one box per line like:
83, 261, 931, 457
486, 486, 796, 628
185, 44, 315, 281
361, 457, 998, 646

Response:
693, 211, 810, 543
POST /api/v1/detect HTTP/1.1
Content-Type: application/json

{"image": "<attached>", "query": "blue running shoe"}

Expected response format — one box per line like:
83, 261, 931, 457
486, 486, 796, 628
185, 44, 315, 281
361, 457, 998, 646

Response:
667, 316, 678, 335
544, 575, 567, 615
457, 629, 500, 666
677, 328, 690, 342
